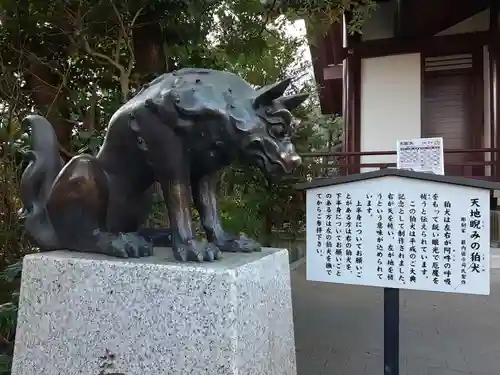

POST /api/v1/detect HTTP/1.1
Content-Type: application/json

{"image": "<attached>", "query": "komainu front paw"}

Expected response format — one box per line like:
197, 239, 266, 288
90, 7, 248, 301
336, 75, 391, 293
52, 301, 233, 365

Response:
173, 239, 222, 262
109, 233, 154, 258
215, 234, 261, 253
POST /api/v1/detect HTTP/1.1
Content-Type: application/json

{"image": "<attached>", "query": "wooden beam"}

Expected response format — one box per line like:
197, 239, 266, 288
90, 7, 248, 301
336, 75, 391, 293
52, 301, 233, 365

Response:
397, 0, 489, 38
490, 0, 498, 33
490, 0, 500, 180
323, 65, 342, 80
307, 20, 344, 115
343, 12, 362, 173
354, 31, 491, 59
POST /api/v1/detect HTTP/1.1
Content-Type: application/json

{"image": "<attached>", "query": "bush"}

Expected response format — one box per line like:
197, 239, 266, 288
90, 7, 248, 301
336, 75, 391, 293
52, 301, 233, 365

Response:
0, 148, 34, 374
0, 156, 33, 267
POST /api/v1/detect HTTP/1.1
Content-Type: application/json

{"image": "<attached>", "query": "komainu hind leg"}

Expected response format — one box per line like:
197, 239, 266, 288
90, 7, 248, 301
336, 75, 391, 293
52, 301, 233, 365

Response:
45, 154, 153, 258
94, 231, 153, 258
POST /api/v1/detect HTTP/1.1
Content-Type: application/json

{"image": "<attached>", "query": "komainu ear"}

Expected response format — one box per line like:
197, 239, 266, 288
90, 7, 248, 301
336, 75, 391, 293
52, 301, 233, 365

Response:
279, 93, 309, 111
253, 78, 292, 108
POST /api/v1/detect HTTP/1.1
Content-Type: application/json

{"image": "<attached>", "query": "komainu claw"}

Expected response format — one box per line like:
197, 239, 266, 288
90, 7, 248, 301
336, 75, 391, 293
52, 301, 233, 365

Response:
172, 240, 221, 262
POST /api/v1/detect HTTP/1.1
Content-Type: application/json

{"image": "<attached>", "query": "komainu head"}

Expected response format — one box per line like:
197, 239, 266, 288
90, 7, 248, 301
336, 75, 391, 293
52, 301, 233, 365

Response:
167, 69, 308, 178
238, 78, 308, 180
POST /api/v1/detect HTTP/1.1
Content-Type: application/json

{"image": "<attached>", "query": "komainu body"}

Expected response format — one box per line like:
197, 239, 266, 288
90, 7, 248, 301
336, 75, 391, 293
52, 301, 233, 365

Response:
20, 68, 307, 261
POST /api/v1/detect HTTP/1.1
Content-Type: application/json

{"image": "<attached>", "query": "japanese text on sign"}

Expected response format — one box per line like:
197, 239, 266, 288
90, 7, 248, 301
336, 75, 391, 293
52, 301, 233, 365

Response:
306, 178, 490, 295
396, 137, 444, 175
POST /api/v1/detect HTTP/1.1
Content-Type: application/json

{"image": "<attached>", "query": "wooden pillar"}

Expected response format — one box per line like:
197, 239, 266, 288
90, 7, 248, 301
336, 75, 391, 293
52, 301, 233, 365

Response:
490, 0, 500, 181
342, 19, 350, 175
343, 13, 362, 174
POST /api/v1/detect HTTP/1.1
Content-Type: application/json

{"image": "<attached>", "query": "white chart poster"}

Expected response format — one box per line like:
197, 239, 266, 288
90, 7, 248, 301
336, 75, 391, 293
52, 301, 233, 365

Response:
306, 176, 490, 295
396, 137, 444, 175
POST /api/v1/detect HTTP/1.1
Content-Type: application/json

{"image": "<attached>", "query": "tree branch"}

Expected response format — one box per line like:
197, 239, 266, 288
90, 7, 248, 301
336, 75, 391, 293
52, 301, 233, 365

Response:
130, 6, 144, 29
126, 7, 144, 76
258, 0, 278, 37
80, 34, 125, 74
114, 30, 123, 64
45, 60, 73, 117
109, 1, 143, 76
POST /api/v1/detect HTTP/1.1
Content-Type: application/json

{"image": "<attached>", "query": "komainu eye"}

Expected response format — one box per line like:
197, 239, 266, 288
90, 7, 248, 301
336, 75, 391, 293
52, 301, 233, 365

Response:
270, 124, 286, 138
137, 136, 148, 151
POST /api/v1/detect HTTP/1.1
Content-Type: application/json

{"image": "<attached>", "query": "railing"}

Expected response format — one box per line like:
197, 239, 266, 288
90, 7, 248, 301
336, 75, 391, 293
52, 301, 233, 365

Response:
299, 148, 500, 181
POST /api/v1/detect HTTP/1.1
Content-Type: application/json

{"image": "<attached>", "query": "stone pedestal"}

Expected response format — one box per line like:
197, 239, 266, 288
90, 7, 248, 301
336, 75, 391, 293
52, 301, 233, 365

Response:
12, 247, 296, 375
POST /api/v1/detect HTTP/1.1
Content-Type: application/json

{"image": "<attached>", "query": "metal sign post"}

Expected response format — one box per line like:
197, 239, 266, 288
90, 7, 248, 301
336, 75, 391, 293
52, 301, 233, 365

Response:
384, 287, 399, 375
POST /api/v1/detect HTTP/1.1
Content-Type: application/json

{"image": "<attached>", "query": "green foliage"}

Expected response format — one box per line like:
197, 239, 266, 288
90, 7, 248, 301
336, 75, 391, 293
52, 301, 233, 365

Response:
145, 190, 170, 228
0, 298, 17, 343
0, 149, 33, 268
0, 90, 35, 375
262, 0, 377, 35
0, 261, 22, 375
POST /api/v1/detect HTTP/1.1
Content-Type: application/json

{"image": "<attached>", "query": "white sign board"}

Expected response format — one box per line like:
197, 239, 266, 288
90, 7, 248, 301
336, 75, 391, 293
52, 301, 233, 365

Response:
397, 137, 444, 175
306, 176, 490, 295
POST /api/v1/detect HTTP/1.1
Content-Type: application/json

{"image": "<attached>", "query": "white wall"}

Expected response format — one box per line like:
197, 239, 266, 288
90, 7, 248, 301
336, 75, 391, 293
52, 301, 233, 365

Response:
360, 54, 421, 171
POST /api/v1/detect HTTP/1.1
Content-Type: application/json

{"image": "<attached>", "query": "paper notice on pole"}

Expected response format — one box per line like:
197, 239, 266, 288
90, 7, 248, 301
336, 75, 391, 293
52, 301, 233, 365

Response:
396, 137, 444, 175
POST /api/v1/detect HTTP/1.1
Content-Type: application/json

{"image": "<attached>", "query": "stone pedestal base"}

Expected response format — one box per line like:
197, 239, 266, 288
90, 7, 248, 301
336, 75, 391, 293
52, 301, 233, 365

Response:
12, 247, 296, 375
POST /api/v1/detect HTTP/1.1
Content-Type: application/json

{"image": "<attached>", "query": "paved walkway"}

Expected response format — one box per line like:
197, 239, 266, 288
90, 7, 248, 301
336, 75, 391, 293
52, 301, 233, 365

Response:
291, 249, 500, 375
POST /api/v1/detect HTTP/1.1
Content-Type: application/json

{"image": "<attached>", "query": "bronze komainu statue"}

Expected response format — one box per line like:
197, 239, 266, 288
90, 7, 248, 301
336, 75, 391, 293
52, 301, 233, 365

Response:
20, 68, 307, 262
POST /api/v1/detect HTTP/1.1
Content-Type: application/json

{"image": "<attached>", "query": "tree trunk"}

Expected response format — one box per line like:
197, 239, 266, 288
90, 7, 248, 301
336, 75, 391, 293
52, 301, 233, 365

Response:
132, 11, 170, 209
26, 60, 72, 150
262, 210, 274, 247
133, 11, 167, 83
120, 73, 130, 103
11, 0, 72, 153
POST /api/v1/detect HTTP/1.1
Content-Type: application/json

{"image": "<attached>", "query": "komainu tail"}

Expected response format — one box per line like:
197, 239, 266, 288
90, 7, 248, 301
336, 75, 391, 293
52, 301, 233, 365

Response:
19, 115, 63, 249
